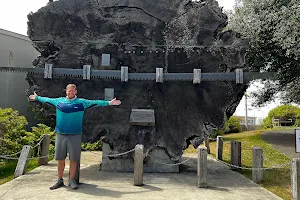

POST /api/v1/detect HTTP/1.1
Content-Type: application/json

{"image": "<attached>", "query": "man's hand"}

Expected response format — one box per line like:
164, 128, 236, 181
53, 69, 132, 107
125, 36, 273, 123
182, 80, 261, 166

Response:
109, 98, 121, 106
29, 91, 38, 101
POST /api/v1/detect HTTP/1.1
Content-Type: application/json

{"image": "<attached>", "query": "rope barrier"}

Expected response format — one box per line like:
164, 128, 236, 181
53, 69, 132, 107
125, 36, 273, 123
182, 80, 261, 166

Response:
1, 143, 291, 170
0, 135, 47, 157
217, 158, 291, 170
150, 152, 197, 166
0, 150, 23, 158
0, 153, 55, 161
102, 148, 136, 158
215, 139, 292, 170
261, 153, 291, 169
88, 148, 197, 166
31, 135, 46, 149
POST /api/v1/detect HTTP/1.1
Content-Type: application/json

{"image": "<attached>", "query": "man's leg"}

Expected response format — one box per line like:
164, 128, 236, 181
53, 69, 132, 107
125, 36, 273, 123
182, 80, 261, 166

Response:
69, 160, 77, 180
68, 134, 81, 190
58, 160, 65, 179
69, 160, 79, 189
49, 160, 66, 190
50, 133, 67, 190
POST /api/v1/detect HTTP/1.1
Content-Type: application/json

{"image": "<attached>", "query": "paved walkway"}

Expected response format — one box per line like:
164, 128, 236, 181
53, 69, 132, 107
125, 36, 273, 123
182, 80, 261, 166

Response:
261, 129, 299, 158
0, 151, 281, 200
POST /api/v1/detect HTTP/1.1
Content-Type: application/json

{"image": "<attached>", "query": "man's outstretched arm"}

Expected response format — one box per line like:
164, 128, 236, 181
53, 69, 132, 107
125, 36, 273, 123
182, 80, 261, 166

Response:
28, 92, 60, 106
82, 97, 121, 109
109, 98, 121, 106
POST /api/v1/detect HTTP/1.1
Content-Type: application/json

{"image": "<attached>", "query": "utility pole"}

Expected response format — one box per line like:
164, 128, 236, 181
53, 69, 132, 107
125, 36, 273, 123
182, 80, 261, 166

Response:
245, 93, 248, 131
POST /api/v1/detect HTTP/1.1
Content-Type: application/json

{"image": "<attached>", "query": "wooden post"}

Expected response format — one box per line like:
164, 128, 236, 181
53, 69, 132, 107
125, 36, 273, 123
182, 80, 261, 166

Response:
216, 136, 223, 160
197, 146, 207, 188
83, 65, 91, 80
204, 138, 210, 154
230, 141, 241, 170
291, 158, 300, 200
121, 66, 128, 82
38, 134, 51, 166
14, 145, 32, 178
252, 146, 263, 183
193, 69, 201, 84
134, 144, 144, 186
156, 68, 163, 83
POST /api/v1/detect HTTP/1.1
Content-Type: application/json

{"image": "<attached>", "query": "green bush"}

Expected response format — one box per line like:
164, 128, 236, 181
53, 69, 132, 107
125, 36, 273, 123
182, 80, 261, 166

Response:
81, 141, 102, 151
30, 124, 55, 156
210, 129, 224, 139
0, 108, 54, 157
224, 116, 242, 134
294, 118, 300, 127
263, 104, 300, 128
0, 108, 30, 156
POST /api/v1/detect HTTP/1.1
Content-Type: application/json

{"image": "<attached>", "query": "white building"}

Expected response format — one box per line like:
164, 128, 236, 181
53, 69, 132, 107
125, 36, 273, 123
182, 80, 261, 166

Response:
234, 115, 257, 130
0, 28, 39, 126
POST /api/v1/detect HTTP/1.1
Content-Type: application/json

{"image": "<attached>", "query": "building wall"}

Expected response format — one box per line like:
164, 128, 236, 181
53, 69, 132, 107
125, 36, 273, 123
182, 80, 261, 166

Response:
0, 28, 40, 126
233, 115, 257, 131
239, 117, 256, 126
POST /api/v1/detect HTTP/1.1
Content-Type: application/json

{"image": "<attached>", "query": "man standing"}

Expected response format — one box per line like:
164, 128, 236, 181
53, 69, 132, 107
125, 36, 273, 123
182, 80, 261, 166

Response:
29, 84, 121, 190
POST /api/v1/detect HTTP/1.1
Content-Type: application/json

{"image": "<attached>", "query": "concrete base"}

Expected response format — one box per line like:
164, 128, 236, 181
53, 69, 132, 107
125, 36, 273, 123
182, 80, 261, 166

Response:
101, 143, 179, 172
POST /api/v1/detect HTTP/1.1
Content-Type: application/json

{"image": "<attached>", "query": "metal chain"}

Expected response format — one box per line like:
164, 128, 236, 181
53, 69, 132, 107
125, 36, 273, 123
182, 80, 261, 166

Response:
0, 155, 20, 160
102, 148, 135, 158
0, 153, 55, 160
0, 135, 46, 157
262, 153, 277, 165
31, 135, 46, 149
0, 146, 134, 161
27, 153, 55, 160
217, 159, 291, 170
89, 149, 196, 166
151, 152, 197, 166
217, 139, 291, 169
0, 150, 23, 157
261, 152, 291, 168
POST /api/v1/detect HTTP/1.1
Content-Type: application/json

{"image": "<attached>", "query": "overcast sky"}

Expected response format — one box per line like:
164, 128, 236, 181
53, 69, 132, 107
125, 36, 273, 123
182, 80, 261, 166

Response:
0, 0, 279, 121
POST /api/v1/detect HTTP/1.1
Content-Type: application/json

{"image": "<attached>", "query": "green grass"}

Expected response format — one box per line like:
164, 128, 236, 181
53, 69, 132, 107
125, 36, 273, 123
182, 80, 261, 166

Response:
184, 130, 292, 200
0, 158, 50, 185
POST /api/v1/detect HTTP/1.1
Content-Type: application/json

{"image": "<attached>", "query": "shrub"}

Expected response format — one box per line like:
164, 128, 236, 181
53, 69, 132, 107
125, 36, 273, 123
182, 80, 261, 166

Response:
30, 124, 55, 156
263, 104, 300, 128
81, 141, 102, 151
210, 129, 224, 139
0, 108, 29, 156
0, 108, 54, 157
294, 119, 300, 127
224, 116, 242, 134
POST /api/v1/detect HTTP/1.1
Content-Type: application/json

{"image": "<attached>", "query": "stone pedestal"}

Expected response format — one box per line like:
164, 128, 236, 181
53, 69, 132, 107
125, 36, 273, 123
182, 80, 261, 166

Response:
101, 108, 179, 172
101, 143, 179, 172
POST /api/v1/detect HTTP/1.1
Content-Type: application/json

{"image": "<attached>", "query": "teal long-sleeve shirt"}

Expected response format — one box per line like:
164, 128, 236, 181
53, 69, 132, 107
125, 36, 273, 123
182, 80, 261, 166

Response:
36, 96, 110, 134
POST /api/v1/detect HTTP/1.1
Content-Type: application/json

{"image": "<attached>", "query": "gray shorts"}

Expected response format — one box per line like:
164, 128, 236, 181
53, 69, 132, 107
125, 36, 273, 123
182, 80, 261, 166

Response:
55, 133, 82, 161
